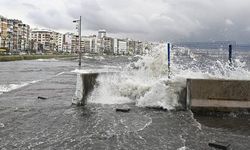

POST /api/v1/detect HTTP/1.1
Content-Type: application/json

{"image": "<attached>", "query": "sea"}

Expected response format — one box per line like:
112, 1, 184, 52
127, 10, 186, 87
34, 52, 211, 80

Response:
0, 43, 249, 149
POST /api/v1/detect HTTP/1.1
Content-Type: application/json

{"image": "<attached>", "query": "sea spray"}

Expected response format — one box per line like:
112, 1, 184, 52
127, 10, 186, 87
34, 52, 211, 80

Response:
88, 44, 250, 110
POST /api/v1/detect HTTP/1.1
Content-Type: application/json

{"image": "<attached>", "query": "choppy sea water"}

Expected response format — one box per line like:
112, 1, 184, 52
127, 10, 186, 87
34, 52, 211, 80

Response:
0, 45, 250, 149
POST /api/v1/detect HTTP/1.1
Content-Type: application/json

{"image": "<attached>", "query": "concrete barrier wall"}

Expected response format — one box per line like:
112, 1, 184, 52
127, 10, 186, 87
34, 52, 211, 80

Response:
187, 79, 250, 112
72, 72, 118, 106
72, 73, 99, 106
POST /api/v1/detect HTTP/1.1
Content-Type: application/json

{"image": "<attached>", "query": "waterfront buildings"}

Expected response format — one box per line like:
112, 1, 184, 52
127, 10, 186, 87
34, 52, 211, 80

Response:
0, 16, 30, 53
0, 15, 152, 55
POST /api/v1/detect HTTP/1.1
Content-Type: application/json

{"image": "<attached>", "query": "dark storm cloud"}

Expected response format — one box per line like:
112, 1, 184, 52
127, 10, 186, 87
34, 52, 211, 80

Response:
1, 0, 250, 43
66, 0, 150, 34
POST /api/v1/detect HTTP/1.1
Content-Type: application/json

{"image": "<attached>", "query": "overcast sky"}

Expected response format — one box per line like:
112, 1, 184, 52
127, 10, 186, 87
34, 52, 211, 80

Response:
0, 0, 250, 43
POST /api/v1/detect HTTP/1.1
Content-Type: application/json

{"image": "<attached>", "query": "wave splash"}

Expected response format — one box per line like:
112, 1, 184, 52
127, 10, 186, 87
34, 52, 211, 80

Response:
88, 44, 250, 110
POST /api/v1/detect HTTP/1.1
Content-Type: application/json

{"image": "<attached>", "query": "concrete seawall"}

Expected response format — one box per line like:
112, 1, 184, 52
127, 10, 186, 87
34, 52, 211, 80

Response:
72, 73, 99, 105
187, 79, 250, 112
72, 72, 250, 112
72, 72, 118, 106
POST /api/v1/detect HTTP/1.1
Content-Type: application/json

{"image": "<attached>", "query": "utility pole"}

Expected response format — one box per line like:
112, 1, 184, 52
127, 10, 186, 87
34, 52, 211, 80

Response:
73, 16, 82, 67
79, 16, 82, 67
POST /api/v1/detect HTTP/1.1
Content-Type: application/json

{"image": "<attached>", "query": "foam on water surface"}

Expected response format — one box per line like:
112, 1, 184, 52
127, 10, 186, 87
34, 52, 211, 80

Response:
0, 80, 40, 95
36, 58, 59, 62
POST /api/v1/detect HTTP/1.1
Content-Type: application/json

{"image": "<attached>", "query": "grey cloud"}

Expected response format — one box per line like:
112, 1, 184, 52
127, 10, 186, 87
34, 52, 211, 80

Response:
66, 0, 150, 34
21, 3, 37, 9
1, 0, 250, 43
27, 9, 72, 30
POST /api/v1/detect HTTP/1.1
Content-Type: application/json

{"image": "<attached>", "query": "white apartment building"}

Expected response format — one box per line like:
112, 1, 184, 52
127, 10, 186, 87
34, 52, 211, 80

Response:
98, 30, 106, 39
18, 23, 30, 51
82, 35, 98, 53
63, 33, 73, 52
31, 29, 53, 51
63, 32, 81, 53
113, 38, 118, 54
31, 29, 63, 52
51, 32, 63, 51
57, 33, 63, 51
118, 39, 127, 55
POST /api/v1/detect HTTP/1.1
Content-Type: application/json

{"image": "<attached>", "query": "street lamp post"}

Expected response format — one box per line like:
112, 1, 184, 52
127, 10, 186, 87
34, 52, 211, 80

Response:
73, 16, 82, 67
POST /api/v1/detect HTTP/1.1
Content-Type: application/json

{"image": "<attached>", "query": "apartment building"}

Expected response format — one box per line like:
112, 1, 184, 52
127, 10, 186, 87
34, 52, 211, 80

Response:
31, 29, 63, 52
0, 16, 8, 48
103, 37, 113, 54
31, 29, 52, 52
63, 32, 73, 52
128, 40, 144, 55
112, 38, 118, 55
0, 17, 30, 52
57, 33, 63, 51
18, 23, 30, 51
11, 19, 22, 51
98, 30, 106, 39
117, 39, 127, 55
82, 35, 100, 53
51, 31, 63, 51
7, 19, 14, 50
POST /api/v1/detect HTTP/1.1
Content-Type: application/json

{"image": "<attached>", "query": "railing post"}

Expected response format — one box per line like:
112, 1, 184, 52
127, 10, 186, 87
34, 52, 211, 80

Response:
229, 44, 232, 66
167, 43, 171, 78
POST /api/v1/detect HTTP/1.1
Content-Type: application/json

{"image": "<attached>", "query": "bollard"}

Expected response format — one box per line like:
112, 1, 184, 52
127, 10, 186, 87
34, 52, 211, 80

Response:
167, 43, 171, 78
229, 44, 232, 66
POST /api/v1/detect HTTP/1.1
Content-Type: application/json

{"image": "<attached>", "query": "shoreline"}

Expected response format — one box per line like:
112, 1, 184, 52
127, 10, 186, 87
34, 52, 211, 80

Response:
0, 54, 77, 62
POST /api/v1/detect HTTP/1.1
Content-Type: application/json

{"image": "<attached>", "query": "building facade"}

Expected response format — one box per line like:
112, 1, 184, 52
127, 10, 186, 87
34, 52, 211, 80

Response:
1, 16, 152, 55
17, 23, 30, 52
0, 16, 8, 49
98, 30, 106, 39
31, 29, 52, 52
31, 29, 63, 52
117, 39, 127, 55
0, 16, 30, 53
63, 33, 73, 53
128, 40, 144, 55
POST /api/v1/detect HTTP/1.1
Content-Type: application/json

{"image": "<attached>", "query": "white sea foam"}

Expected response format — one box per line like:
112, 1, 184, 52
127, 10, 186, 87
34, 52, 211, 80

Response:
36, 58, 59, 62
87, 44, 250, 109
177, 146, 189, 150
71, 69, 115, 74
0, 80, 40, 95
0, 123, 4, 128
55, 72, 65, 76
96, 56, 105, 60
71, 65, 121, 74
83, 56, 93, 59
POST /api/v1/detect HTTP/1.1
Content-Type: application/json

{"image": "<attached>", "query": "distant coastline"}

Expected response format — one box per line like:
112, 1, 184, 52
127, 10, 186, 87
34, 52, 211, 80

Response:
0, 54, 77, 62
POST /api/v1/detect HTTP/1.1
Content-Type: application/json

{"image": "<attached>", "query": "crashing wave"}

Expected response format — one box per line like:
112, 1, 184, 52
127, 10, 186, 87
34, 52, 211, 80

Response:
88, 44, 250, 110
